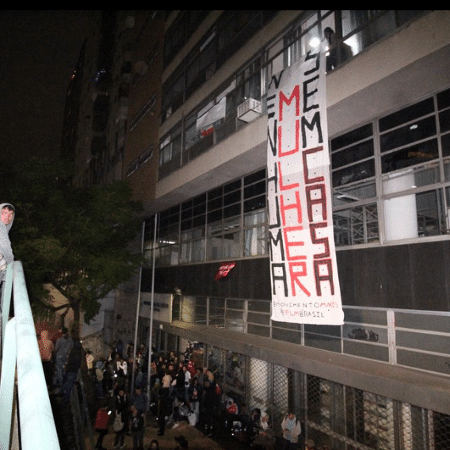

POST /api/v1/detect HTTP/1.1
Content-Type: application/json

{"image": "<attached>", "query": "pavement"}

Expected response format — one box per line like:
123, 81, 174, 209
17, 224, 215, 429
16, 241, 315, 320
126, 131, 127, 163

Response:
85, 414, 247, 450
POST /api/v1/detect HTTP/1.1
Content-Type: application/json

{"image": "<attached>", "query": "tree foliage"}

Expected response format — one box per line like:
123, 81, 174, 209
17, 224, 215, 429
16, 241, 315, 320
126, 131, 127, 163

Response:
3, 158, 145, 324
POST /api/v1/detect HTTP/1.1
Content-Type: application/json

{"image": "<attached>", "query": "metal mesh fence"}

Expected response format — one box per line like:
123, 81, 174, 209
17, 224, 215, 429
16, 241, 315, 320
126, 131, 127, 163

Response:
196, 342, 450, 449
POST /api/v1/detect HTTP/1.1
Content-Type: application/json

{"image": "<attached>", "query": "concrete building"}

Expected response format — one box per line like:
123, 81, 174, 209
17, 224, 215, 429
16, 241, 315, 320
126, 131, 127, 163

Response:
70, 10, 450, 449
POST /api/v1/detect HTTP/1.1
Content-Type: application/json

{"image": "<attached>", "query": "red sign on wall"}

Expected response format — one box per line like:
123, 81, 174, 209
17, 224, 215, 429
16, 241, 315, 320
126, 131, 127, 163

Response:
214, 261, 236, 280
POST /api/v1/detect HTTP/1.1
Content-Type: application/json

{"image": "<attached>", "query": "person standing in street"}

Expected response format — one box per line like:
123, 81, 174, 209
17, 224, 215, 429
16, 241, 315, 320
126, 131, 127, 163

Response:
281, 411, 302, 450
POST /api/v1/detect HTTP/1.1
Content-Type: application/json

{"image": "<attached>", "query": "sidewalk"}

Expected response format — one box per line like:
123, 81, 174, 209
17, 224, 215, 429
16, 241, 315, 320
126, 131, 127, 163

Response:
86, 414, 232, 450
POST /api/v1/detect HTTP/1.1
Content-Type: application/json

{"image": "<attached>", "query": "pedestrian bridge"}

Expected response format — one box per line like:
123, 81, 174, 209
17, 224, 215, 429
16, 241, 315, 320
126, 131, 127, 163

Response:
0, 261, 60, 450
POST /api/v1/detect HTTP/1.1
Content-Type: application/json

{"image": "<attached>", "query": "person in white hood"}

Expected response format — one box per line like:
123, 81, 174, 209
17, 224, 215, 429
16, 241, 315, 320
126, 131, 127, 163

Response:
0, 203, 15, 282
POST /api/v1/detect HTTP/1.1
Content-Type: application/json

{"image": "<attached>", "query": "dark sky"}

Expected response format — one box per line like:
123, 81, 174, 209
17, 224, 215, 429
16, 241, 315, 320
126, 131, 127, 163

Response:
0, 10, 90, 164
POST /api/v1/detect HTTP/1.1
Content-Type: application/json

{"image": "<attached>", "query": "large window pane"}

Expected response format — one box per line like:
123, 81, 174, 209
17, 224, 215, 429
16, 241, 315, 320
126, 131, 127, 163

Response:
381, 139, 439, 173
244, 210, 267, 256
332, 159, 375, 187
333, 204, 379, 246
380, 116, 437, 153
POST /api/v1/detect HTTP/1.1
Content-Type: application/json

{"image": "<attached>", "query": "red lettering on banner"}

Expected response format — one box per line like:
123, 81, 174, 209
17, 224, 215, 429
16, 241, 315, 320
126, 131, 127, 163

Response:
305, 184, 327, 222
278, 161, 299, 191
303, 146, 325, 184
279, 85, 300, 121
288, 261, 311, 297
279, 191, 303, 226
278, 119, 300, 157
310, 222, 330, 259
283, 226, 306, 261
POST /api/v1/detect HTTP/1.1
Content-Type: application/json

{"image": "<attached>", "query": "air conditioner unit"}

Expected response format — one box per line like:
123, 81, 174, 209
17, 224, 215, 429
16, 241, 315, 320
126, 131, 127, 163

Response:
237, 98, 261, 122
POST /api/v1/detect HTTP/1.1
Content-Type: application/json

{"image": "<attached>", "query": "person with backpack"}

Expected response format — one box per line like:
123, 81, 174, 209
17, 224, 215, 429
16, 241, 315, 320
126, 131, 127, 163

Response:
113, 386, 129, 448
113, 410, 126, 448
281, 411, 301, 449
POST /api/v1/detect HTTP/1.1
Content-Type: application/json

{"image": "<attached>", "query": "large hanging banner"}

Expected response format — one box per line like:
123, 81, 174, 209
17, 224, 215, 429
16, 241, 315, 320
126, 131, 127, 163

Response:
267, 47, 344, 325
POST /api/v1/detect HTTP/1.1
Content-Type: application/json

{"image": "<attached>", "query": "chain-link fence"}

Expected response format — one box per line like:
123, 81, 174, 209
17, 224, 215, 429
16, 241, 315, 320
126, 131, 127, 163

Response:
192, 343, 450, 450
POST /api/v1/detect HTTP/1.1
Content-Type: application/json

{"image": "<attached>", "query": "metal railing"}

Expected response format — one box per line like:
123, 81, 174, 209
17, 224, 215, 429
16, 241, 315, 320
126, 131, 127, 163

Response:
0, 261, 60, 450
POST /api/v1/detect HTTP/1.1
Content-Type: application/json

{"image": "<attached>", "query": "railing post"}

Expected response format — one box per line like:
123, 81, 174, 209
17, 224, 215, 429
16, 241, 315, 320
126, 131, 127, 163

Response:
13, 261, 61, 450
0, 317, 17, 450
1, 263, 14, 358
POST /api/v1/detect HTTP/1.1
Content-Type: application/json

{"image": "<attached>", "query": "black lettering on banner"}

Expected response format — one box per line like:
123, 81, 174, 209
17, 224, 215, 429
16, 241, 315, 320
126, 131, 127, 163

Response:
267, 119, 278, 156
303, 50, 320, 76
271, 262, 288, 296
301, 111, 323, 148
314, 259, 334, 296
303, 75, 319, 113
269, 228, 285, 260
310, 222, 330, 259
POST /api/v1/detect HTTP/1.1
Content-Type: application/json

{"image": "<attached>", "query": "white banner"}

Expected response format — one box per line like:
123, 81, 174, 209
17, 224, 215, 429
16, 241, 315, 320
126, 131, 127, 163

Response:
267, 47, 344, 325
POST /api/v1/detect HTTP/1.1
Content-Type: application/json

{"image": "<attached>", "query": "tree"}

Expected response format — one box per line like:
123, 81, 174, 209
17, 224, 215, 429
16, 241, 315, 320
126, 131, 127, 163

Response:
5, 158, 145, 326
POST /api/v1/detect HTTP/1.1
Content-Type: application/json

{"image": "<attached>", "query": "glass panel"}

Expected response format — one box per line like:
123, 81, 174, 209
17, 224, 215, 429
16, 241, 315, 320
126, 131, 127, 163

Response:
180, 227, 205, 263
442, 133, 450, 159
444, 160, 450, 181
331, 124, 373, 152
244, 210, 267, 256
332, 159, 375, 187
383, 184, 445, 241
445, 187, 450, 231
383, 171, 418, 241
380, 116, 437, 153
243, 225, 267, 256
332, 140, 374, 169
416, 189, 445, 237
381, 139, 439, 173
439, 109, 450, 133
437, 87, 450, 110
333, 181, 376, 206
333, 204, 379, 246
379, 98, 434, 132
243, 195, 266, 213
207, 217, 241, 260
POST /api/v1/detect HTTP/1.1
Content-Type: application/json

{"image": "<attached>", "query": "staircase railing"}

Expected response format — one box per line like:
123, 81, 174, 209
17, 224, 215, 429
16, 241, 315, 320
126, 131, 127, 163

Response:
0, 261, 60, 450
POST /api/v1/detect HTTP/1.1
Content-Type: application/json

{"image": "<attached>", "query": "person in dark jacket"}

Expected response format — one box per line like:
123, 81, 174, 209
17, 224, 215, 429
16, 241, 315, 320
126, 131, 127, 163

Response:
157, 387, 173, 436
114, 386, 129, 448
61, 337, 82, 402
53, 326, 73, 387
130, 405, 145, 450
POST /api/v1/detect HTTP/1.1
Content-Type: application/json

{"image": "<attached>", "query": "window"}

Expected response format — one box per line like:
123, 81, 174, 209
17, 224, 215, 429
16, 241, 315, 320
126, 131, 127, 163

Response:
146, 170, 267, 266
332, 87, 450, 246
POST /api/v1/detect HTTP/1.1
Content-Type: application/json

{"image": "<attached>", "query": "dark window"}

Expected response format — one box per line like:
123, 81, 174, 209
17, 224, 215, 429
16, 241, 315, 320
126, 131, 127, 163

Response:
380, 116, 436, 153
379, 98, 434, 132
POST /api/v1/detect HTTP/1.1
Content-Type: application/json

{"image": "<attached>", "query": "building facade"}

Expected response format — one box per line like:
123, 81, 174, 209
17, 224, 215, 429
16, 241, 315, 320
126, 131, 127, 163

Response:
74, 10, 450, 449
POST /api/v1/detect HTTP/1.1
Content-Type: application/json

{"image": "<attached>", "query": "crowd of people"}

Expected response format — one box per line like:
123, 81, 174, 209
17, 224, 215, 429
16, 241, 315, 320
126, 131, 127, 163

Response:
38, 331, 329, 450
92, 341, 320, 450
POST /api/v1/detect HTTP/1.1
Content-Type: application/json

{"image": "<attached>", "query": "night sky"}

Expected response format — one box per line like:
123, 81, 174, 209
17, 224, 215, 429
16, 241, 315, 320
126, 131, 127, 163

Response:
0, 10, 90, 164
